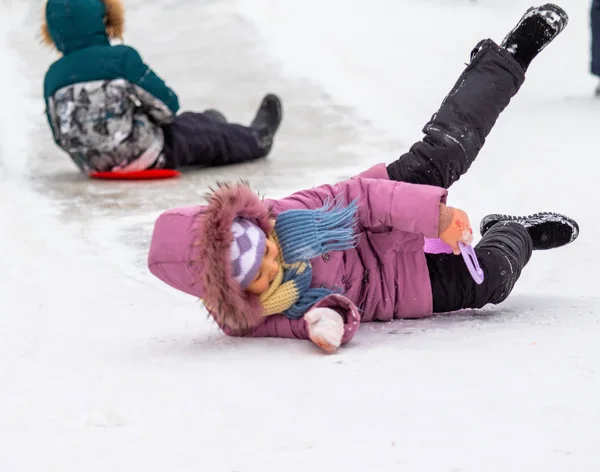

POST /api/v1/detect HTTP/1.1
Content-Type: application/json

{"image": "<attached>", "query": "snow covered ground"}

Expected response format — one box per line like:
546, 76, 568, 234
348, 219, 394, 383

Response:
1, 0, 599, 470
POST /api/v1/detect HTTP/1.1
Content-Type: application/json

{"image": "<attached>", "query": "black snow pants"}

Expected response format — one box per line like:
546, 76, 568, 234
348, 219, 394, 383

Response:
387, 39, 533, 312
426, 223, 532, 312
592, 0, 600, 77
161, 112, 265, 169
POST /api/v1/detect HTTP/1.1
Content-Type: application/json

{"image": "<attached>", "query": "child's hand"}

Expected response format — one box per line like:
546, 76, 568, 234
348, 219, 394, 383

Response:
439, 205, 474, 255
305, 308, 344, 353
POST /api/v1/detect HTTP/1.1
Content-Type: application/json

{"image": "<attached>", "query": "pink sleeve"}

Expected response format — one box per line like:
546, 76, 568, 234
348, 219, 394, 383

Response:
267, 175, 447, 239
310, 294, 361, 345
222, 294, 361, 345
355, 178, 448, 238
230, 314, 310, 340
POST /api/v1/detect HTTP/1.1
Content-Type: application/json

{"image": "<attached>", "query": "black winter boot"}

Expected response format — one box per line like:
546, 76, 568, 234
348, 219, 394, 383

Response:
480, 212, 579, 250
250, 94, 283, 155
500, 4, 569, 71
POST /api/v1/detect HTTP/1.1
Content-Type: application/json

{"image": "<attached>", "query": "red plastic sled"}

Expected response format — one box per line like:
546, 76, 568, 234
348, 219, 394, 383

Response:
89, 169, 181, 180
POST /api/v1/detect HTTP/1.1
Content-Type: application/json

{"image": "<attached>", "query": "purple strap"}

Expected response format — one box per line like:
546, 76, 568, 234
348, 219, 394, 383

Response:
423, 238, 484, 285
458, 242, 484, 285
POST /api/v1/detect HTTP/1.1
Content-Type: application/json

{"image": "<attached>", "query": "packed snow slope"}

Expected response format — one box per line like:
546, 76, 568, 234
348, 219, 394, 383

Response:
1, 0, 598, 471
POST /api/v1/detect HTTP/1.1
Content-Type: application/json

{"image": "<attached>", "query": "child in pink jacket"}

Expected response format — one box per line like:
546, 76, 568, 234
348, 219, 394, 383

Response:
147, 4, 579, 353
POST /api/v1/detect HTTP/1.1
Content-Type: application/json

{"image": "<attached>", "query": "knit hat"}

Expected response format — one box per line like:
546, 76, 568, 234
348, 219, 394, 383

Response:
230, 218, 266, 289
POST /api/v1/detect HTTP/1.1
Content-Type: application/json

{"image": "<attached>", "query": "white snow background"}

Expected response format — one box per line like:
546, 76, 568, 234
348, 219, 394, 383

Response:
1, 0, 599, 470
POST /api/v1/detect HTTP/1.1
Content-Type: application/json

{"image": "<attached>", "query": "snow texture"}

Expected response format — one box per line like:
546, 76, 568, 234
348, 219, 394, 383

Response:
1, 0, 599, 471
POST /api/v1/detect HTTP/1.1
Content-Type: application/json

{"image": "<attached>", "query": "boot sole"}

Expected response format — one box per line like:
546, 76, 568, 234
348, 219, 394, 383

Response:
501, 3, 569, 52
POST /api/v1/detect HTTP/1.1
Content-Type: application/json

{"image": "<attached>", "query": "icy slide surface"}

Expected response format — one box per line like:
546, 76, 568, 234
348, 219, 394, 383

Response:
1, 0, 598, 470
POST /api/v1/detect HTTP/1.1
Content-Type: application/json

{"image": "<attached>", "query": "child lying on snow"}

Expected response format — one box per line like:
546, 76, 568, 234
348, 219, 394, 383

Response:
40, 0, 282, 175
147, 4, 579, 353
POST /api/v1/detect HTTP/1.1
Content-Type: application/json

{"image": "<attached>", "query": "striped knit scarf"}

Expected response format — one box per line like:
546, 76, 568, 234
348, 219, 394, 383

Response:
259, 197, 358, 319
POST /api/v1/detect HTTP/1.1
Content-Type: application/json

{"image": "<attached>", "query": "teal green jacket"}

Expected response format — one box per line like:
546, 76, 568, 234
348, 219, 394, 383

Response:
43, 0, 179, 142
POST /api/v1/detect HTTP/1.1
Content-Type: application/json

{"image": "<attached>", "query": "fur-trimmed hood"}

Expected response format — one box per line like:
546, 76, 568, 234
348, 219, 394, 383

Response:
40, 0, 125, 54
148, 183, 274, 334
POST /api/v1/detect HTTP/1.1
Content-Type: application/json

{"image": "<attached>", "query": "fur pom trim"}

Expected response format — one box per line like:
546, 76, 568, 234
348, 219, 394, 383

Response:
40, 19, 54, 48
103, 0, 125, 40
195, 182, 273, 334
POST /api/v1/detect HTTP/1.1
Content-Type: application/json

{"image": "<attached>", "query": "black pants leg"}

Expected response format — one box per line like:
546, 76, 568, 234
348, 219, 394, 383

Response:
161, 112, 266, 169
387, 39, 525, 188
592, 0, 600, 77
426, 222, 533, 312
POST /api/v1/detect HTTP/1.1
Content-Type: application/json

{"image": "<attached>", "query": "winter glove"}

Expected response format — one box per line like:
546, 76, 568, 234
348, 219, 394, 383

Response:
305, 307, 344, 353
438, 204, 473, 255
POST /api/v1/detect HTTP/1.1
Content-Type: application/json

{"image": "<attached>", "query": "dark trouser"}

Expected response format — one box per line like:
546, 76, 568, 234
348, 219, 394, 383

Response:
426, 223, 532, 312
385, 40, 532, 311
386, 39, 525, 188
592, 0, 600, 77
161, 112, 265, 169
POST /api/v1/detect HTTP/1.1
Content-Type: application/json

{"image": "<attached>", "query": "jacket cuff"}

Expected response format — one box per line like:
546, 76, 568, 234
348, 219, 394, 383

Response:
311, 294, 361, 345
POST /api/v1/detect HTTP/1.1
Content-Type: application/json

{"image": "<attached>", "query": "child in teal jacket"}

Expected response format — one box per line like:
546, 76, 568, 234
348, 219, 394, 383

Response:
41, 0, 282, 175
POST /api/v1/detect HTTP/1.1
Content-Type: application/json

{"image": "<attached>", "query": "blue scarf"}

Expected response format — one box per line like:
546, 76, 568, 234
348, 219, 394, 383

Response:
272, 196, 359, 319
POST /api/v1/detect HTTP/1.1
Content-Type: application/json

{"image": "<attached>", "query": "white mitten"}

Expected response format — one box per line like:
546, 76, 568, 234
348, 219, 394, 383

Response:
305, 307, 344, 353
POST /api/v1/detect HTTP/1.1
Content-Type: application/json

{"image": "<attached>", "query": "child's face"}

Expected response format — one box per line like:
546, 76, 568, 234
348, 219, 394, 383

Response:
245, 238, 280, 295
